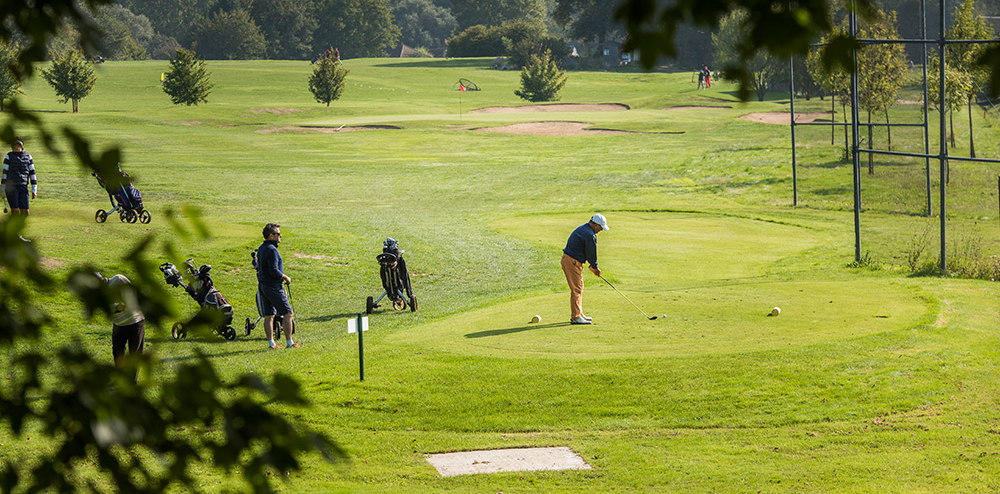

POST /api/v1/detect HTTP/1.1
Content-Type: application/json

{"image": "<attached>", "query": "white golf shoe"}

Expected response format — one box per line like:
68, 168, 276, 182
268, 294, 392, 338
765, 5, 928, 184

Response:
570, 316, 591, 325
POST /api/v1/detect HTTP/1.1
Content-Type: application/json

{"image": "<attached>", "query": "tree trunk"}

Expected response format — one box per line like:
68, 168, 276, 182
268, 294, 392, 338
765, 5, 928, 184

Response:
867, 111, 873, 174
885, 107, 892, 152
842, 99, 848, 157
72, 99, 78, 113
968, 96, 976, 158
949, 109, 955, 148
831, 97, 835, 145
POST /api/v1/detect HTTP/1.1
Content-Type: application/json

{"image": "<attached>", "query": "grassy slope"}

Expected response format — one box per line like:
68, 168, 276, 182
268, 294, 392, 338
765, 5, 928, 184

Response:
3, 58, 1000, 492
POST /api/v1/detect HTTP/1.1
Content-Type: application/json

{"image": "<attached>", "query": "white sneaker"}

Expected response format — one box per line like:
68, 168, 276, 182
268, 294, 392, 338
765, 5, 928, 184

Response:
581, 315, 593, 322
570, 316, 592, 325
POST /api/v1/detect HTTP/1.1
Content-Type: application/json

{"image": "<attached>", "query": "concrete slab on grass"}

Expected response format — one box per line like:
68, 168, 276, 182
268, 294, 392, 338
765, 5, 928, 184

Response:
425, 447, 591, 477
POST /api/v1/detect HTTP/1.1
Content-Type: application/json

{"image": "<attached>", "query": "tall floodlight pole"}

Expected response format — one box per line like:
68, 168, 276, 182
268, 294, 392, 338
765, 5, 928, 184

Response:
850, 2, 862, 262
938, 0, 948, 270
790, 55, 798, 206
921, 0, 932, 217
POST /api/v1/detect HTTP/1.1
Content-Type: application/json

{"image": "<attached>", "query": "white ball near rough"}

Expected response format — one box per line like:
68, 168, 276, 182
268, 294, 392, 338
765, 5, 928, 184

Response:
530, 315, 541, 324
770, 307, 781, 316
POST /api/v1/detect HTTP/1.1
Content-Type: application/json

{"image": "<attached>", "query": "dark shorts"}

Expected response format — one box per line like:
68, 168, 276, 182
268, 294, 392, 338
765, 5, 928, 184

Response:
4, 185, 29, 210
112, 320, 146, 362
259, 284, 292, 316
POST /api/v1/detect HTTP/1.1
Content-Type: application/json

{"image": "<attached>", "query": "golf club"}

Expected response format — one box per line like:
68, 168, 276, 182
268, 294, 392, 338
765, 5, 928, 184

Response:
2, 192, 8, 214
599, 275, 658, 320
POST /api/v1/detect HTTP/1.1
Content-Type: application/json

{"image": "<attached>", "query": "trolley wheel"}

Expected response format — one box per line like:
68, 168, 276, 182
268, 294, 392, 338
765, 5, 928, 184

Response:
119, 211, 128, 223
274, 316, 282, 341
139, 210, 151, 224
244, 317, 253, 336
171, 322, 185, 339
126, 210, 138, 223
366, 296, 374, 314
410, 295, 418, 312
224, 327, 237, 340
95, 209, 108, 223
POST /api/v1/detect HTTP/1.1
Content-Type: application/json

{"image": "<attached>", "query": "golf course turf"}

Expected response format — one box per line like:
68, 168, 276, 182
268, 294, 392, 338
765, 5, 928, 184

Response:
3, 58, 1000, 492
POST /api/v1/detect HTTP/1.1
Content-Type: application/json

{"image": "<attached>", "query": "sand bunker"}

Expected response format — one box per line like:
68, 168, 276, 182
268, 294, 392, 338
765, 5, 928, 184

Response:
739, 112, 830, 124
469, 103, 629, 114
426, 447, 591, 477
474, 121, 637, 136
663, 105, 732, 110
256, 125, 400, 134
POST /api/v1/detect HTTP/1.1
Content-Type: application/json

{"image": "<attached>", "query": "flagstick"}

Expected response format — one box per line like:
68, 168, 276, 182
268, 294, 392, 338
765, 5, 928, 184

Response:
459, 91, 462, 121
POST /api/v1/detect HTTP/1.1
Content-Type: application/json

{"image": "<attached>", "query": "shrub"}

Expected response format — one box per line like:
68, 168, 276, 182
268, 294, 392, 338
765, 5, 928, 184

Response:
447, 24, 503, 57
162, 49, 213, 106
41, 49, 96, 113
514, 50, 567, 102
308, 49, 350, 106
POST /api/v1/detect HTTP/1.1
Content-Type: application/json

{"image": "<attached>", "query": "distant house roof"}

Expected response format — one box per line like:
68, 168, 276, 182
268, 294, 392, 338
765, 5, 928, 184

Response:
386, 43, 429, 58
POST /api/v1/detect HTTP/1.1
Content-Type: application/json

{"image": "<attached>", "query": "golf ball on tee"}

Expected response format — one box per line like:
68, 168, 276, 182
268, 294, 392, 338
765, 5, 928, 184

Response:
770, 307, 781, 316
530, 315, 541, 324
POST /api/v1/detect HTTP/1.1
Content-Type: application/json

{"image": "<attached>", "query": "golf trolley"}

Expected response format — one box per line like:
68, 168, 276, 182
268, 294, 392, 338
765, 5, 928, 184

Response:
159, 258, 237, 340
244, 249, 296, 339
366, 237, 417, 314
93, 170, 150, 224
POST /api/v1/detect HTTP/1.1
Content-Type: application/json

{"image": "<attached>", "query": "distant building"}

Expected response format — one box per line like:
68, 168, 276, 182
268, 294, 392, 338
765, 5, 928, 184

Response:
600, 41, 636, 67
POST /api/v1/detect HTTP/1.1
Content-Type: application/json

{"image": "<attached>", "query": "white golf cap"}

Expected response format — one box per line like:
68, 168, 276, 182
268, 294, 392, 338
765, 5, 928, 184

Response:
591, 213, 609, 231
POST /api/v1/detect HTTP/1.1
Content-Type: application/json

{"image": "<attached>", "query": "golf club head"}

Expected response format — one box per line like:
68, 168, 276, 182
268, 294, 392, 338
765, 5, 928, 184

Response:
648, 316, 657, 320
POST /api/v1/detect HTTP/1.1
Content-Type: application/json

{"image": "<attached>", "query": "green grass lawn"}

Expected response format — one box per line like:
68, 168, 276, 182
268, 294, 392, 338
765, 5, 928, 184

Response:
4, 58, 1000, 492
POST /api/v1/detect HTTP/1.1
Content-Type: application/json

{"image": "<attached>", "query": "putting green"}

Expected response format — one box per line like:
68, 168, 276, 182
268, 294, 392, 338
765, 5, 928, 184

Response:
391, 280, 929, 358
391, 212, 932, 358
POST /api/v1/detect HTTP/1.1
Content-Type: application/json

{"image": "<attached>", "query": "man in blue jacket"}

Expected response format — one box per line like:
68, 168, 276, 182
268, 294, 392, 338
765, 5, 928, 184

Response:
2, 137, 37, 216
561, 213, 609, 325
257, 223, 298, 349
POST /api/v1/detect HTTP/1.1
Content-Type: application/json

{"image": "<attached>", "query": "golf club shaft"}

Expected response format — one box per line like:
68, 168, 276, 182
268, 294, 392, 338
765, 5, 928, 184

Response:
600, 275, 654, 319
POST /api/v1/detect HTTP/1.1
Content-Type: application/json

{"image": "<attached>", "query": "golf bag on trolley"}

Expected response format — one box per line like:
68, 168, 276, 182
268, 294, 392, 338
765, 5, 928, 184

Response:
93, 168, 150, 224
244, 249, 296, 339
366, 237, 417, 314
159, 258, 237, 340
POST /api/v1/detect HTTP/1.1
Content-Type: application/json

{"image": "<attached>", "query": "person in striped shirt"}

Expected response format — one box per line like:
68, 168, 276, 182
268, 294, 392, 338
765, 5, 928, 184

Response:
2, 137, 37, 215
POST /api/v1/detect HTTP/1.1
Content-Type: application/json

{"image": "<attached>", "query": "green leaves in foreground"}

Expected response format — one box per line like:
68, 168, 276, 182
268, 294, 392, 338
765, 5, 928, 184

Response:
0, 215, 344, 493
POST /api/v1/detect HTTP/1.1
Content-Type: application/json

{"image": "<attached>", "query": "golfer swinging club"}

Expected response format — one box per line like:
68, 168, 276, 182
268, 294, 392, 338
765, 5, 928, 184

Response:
561, 213, 609, 325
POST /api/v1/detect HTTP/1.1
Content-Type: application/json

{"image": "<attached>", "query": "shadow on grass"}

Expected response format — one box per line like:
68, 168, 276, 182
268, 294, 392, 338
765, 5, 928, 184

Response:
160, 349, 261, 363
371, 58, 490, 69
465, 321, 571, 338
304, 313, 369, 322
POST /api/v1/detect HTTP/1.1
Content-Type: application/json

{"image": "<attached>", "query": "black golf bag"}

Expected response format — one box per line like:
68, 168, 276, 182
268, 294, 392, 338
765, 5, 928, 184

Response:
93, 168, 150, 224
366, 237, 417, 314
244, 249, 295, 339
159, 258, 237, 340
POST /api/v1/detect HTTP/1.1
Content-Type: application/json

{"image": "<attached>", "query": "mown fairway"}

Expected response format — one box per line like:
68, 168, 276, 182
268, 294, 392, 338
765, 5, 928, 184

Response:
5, 58, 1000, 492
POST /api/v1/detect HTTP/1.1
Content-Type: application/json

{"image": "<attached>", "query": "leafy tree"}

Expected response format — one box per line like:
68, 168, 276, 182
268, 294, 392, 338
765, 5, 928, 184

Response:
712, 9, 784, 102
119, 0, 215, 46
162, 48, 213, 105
501, 19, 568, 69
857, 9, 906, 171
807, 27, 851, 150
514, 49, 567, 102
393, 0, 456, 50
308, 49, 350, 106
92, 5, 150, 60
552, 0, 622, 51
451, 0, 545, 31
616, 0, 876, 101
0, 41, 22, 112
3, 1, 345, 493
148, 33, 183, 60
945, 0, 993, 158
250, 0, 319, 59
929, 54, 971, 180
191, 9, 267, 60
313, 0, 400, 58
447, 24, 504, 57
42, 49, 97, 113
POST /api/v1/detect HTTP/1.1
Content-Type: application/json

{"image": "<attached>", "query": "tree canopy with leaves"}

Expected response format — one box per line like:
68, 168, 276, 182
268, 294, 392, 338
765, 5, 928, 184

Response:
312, 0, 400, 58
945, 0, 993, 157
42, 49, 97, 113
0, 41, 21, 112
191, 9, 267, 60
308, 49, 350, 106
553, 0, 622, 51
162, 48, 213, 105
712, 9, 784, 102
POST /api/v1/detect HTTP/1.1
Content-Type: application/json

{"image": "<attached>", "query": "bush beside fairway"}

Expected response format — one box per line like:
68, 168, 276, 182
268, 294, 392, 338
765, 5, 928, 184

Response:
3, 58, 1000, 492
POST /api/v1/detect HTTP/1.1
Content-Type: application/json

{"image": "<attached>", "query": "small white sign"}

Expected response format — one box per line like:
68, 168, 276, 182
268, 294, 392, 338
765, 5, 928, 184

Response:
348, 316, 369, 334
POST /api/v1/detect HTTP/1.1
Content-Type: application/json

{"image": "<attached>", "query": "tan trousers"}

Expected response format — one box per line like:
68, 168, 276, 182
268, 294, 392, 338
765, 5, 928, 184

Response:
561, 253, 584, 319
